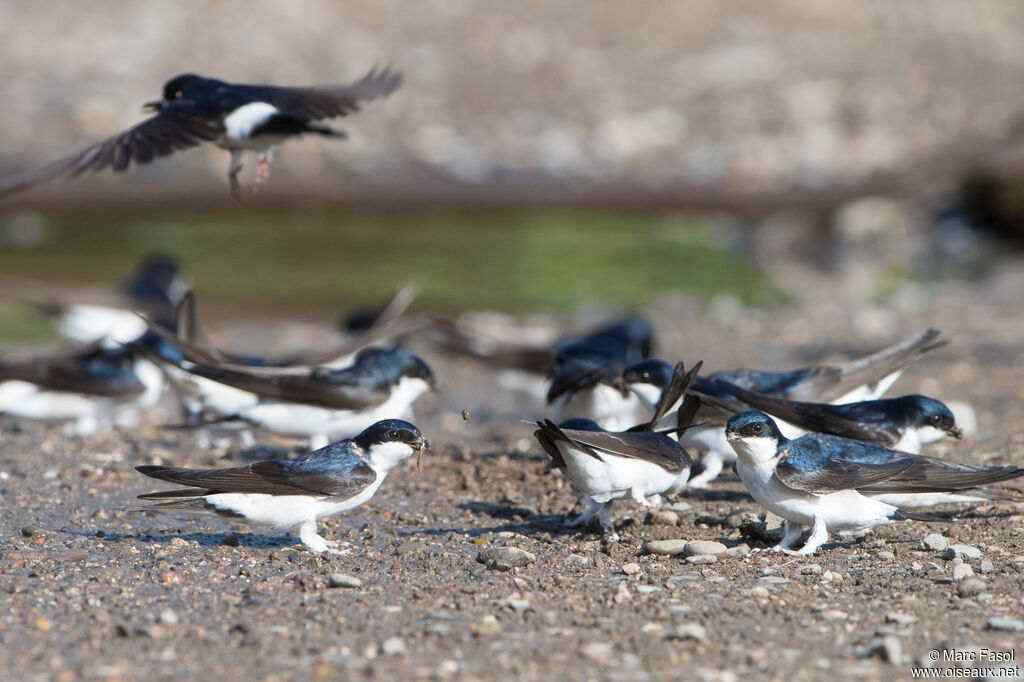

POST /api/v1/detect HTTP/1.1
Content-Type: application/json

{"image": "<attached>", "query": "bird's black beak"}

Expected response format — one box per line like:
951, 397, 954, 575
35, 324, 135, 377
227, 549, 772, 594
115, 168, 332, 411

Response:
143, 100, 164, 113
948, 426, 964, 440
411, 436, 429, 452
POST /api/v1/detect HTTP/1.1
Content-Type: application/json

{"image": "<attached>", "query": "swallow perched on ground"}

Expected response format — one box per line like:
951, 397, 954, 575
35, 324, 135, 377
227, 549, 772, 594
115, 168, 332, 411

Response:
1, 253, 189, 347
152, 345, 435, 449
623, 328, 947, 487
725, 411, 1024, 554
547, 316, 654, 431
0, 66, 401, 198
533, 361, 699, 540
136, 419, 427, 553
534, 418, 692, 540
711, 382, 963, 452
0, 331, 170, 435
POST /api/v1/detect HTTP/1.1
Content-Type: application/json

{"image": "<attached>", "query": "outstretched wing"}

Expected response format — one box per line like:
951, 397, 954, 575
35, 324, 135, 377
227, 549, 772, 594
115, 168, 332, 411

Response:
234, 66, 402, 122
0, 104, 224, 197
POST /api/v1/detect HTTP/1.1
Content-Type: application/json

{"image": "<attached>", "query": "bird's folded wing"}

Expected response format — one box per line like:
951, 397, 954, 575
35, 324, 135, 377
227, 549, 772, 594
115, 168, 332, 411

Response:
242, 66, 402, 121
560, 426, 691, 472
775, 439, 916, 494
0, 107, 223, 197
0, 352, 145, 398
859, 456, 1024, 493
181, 361, 387, 410
645, 360, 702, 432
137, 460, 377, 498
717, 381, 902, 446
533, 420, 568, 469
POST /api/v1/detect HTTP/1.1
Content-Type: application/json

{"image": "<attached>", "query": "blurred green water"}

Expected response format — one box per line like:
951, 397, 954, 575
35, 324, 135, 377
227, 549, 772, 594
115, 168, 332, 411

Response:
0, 205, 772, 340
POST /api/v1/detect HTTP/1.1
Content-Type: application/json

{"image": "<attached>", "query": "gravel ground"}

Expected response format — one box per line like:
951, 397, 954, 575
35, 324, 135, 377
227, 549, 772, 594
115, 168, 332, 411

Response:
2, 268, 1024, 682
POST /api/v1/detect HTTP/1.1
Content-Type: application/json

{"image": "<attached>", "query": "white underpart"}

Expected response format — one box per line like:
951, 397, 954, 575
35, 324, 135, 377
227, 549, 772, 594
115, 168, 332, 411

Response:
203, 440, 416, 552
891, 424, 947, 454
236, 376, 431, 443
59, 305, 149, 346
628, 383, 663, 413
730, 434, 903, 555
865, 491, 992, 508
222, 102, 280, 144
0, 358, 164, 434
555, 383, 646, 431
556, 440, 689, 507
161, 364, 260, 417
831, 370, 902, 404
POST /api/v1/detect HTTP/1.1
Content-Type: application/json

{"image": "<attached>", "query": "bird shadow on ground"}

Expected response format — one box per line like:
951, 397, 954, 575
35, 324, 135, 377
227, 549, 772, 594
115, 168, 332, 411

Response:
400, 501, 588, 540
82, 529, 299, 549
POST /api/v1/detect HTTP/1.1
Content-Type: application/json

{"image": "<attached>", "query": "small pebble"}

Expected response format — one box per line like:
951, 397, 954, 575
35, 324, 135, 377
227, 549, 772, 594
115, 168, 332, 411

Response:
475, 615, 502, 636
621, 562, 641, 575
477, 547, 536, 570
636, 585, 663, 595
668, 623, 708, 643
952, 564, 974, 581
159, 609, 178, 626
565, 554, 592, 569
328, 573, 362, 588
20, 527, 43, 537
745, 586, 771, 599
985, 617, 1024, 632
943, 545, 982, 561
979, 560, 995, 574
922, 533, 948, 552
682, 540, 728, 558
581, 642, 613, 663
647, 510, 679, 526
685, 555, 717, 565
957, 577, 986, 597
821, 610, 848, 621
645, 539, 688, 556
800, 564, 822, 575
381, 636, 407, 655
876, 551, 896, 561
725, 544, 750, 558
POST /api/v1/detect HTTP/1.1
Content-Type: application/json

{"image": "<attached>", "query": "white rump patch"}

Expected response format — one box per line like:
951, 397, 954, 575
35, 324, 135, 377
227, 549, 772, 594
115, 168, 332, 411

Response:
223, 102, 280, 141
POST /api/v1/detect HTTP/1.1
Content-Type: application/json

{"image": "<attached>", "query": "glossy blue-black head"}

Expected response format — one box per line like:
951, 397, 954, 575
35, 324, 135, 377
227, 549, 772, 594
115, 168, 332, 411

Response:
726, 410, 784, 442
356, 419, 427, 450
352, 347, 436, 388
145, 74, 215, 111
622, 359, 674, 389
903, 395, 962, 438
558, 417, 604, 432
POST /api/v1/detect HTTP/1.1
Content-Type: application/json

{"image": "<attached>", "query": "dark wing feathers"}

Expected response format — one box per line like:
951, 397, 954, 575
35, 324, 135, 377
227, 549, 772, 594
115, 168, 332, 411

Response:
647, 361, 702, 431
539, 419, 691, 472
775, 439, 916, 494
180, 361, 388, 410
716, 381, 902, 445
0, 107, 223, 197
860, 457, 1024, 494
0, 352, 145, 398
239, 66, 402, 122
136, 460, 377, 498
797, 328, 945, 403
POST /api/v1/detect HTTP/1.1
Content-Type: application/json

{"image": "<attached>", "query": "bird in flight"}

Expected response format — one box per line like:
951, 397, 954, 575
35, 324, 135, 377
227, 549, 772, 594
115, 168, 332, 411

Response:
0, 66, 401, 198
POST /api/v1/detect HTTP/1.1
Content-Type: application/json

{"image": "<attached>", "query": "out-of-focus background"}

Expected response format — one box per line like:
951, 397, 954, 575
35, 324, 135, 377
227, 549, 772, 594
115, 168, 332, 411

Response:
2, 0, 1024, 327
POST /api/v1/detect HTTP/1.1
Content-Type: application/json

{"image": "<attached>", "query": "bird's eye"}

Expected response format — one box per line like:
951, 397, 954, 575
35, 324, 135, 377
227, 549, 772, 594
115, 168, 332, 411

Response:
931, 414, 943, 425
174, 90, 183, 98
751, 423, 764, 434
387, 430, 401, 440
641, 371, 650, 380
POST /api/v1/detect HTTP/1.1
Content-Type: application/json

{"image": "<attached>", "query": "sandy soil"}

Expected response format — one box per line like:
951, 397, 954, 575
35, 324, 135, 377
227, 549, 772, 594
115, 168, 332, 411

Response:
2, 270, 1024, 682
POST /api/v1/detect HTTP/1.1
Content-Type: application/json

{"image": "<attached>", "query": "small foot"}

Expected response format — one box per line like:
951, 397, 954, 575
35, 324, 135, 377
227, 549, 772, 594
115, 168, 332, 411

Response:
253, 153, 271, 192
